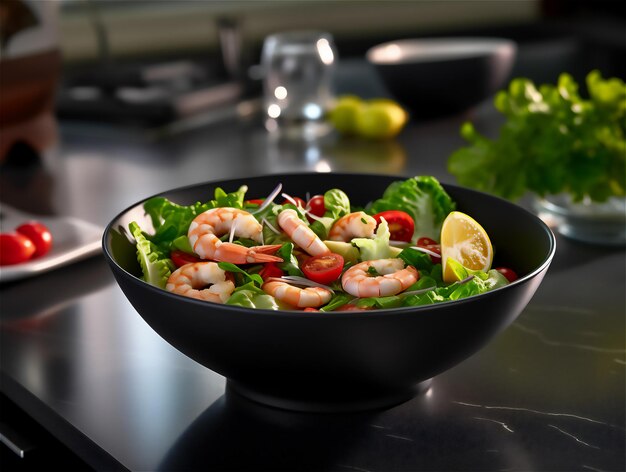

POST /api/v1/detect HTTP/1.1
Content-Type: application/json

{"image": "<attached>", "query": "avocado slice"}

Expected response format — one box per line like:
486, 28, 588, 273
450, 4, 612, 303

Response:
323, 240, 360, 263
324, 240, 404, 262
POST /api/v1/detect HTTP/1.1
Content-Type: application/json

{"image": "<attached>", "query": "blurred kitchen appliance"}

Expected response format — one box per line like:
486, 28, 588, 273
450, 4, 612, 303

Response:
54, 3, 246, 127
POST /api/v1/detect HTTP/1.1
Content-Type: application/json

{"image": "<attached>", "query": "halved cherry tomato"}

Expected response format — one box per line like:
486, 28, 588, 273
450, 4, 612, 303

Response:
0, 233, 36, 265
301, 253, 344, 285
16, 221, 52, 257
373, 210, 414, 242
306, 195, 326, 217
416, 237, 441, 263
259, 262, 285, 280
495, 267, 518, 283
417, 237, 438, 247
170, 250, 201, 267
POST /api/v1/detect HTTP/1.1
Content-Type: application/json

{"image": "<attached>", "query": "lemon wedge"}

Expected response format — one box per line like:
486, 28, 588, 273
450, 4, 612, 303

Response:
440, 211, 493, 283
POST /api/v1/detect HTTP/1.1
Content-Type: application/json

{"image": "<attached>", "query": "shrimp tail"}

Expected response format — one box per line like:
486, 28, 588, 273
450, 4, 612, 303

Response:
213, 242, 283, 264
250, 253, 284, 263
252, 244, 283, 254
247, 244, 283, 262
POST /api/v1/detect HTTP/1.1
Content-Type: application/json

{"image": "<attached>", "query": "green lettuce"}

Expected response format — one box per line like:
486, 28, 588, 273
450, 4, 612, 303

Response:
225, 282, 280, 310
324, 189, 351, 219
401, 260, 509, 306
276, 242, 303, 276
367, 176, 456, 241
448, 70, 626, 202
129, 221, 175, 289
319, 293, 353, 312
217, 262, 263, 286
352, 218, 391, 260
397, 247, 434, 271
142, 185, 249, 250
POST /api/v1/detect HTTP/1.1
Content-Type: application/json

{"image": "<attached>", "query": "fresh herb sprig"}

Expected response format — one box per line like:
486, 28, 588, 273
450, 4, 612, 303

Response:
448, 70, 625, 202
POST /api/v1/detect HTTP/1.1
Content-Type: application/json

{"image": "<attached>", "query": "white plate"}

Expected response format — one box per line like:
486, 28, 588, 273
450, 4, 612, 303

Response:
0, 203, 103, 283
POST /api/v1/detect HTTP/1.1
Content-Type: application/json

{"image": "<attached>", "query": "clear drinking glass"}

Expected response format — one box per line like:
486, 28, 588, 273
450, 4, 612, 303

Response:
261, 31, 337, 138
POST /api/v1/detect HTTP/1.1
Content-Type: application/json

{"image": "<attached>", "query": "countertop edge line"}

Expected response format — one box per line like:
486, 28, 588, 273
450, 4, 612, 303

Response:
0, 372, 128, 472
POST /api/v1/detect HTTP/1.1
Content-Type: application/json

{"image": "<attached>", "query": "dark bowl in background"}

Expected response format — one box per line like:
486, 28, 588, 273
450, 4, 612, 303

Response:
103, 173, 554, 412
367, 38, 517, 118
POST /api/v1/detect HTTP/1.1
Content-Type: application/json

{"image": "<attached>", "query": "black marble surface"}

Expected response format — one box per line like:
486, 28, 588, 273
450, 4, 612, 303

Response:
1, 72, 625, 470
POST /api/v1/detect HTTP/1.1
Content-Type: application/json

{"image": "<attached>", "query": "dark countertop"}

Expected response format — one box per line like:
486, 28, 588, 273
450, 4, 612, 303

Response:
1, 74, 625, 470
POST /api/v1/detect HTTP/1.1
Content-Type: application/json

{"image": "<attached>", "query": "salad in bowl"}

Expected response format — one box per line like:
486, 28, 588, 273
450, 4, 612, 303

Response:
104, 173, 554, 411
127, 175, 517, 312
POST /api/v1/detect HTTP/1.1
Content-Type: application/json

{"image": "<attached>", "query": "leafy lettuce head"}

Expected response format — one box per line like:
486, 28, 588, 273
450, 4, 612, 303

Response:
367, 176, 456, 242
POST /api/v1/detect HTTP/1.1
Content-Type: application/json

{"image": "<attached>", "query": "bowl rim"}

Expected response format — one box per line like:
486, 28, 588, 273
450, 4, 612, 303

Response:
102, 171, 556, 319
366, 37, 517, 65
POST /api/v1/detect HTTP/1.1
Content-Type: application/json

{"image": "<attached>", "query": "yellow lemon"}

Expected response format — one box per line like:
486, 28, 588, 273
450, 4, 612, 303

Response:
355, 99, 408, 139
440, 211, 493, 283
327, 95, 364, 135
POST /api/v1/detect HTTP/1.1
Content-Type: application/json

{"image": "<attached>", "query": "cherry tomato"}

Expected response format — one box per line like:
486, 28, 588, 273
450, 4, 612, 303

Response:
245, 199, 265, 205
495, 267, 519, 283
15, 221, 52, 257
415, 237, 441, 262
306, 195, 326, 217
301, 253, 344, 285
170, 250, 201, 267
259, 262, 285, 280
417, 237, 438, 247
0, 233, 36, 265
373, 210, 415, 242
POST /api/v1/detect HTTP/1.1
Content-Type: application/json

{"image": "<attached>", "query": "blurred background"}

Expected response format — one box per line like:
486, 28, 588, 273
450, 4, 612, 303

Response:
2, 0, 625, 133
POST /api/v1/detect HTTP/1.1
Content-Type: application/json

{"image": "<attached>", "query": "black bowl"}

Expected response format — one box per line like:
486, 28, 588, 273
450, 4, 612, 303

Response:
103, 173, 554, 412
367, 37, 516, 118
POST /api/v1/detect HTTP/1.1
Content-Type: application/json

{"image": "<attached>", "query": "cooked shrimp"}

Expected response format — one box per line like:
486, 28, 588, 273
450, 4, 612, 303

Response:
166, 262, 235, 303
262, 279, 333, 308
328, 211, 377, 242
341, 258, 418, 297
188, 207, 282, 263
277, 209, 330, 256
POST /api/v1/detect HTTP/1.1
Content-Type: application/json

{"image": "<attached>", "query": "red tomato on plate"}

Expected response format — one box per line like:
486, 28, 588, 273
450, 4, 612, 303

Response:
170, 250, 201, 267
373, 210, 414, 242
16, 221, 53, 257
0, 233, 36, 265
301, 253, 344, 285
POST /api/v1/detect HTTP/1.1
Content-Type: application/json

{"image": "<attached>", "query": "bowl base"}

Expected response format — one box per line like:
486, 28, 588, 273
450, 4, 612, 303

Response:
226, 378, 433, 413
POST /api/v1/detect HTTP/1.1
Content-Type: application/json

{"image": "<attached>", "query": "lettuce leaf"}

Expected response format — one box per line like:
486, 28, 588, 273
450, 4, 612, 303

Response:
129, 221, 175, 289
397, 247, 434, 271
319, 293, 353, 312
225, 282, 280, 310
324, 189, 351, 219
217, 262, 264, 286
367, 176, 456, 241
401, 261, 508, 306
142, 186, 249, 250
352, 218, 390, 261
276, 242, 303, 276
448, 71, 626, 202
